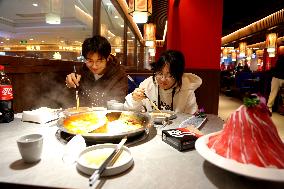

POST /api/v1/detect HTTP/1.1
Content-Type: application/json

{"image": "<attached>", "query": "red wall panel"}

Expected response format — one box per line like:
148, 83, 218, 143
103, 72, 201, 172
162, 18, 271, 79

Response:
155, 45, 167, 62
167, 0, 223, 69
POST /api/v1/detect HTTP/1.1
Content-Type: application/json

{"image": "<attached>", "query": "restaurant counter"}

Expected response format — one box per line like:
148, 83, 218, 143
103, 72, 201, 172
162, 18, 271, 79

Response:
0, 114, 283, 189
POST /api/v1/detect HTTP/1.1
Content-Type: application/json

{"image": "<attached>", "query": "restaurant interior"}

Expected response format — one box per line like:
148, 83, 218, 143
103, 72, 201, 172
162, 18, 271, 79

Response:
0, 0, 283, 115
0, 0, 284, 188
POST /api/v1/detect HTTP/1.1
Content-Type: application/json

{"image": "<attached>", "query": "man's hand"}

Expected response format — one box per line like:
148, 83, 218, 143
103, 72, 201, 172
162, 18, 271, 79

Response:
65, 73, 81, 88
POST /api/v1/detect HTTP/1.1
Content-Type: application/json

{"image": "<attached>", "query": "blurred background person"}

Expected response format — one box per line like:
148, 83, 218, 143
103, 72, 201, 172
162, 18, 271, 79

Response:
267, 54, 284, 112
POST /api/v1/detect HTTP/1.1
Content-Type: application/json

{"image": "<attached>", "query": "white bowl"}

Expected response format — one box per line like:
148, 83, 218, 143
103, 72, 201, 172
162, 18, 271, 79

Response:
77, 144, 133, 176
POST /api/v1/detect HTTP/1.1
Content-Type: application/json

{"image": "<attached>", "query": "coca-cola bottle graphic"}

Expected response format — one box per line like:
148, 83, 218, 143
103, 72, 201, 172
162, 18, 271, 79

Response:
0, 65, 14, 123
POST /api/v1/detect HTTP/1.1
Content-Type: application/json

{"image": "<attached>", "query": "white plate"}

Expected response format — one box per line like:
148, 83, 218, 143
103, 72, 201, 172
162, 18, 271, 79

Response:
77, 144, 133, 176
195, 132, 284, 182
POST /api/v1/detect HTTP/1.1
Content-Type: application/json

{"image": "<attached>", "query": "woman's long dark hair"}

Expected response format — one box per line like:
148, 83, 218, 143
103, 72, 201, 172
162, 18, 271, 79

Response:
150, 50, 185, 88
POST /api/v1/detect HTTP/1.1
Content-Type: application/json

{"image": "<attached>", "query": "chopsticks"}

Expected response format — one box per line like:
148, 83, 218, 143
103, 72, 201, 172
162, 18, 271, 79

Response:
89, 136, 127, 187
127, 75, 162, 113
73, 65, 79, 110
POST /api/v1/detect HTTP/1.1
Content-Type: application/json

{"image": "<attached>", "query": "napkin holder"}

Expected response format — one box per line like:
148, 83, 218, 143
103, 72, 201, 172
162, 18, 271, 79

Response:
162, 128, 199, 151
162, 114, 207, 151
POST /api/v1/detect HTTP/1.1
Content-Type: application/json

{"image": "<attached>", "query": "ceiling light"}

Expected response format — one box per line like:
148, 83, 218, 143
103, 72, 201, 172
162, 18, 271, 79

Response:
113, 36, 122, 46
239, 42, 247, 57
148, 48, 155, 53
144, 23, 156, 47
267, 48, 275, 53
145, 41, 154, 47
128, 0, 152, 24
53, 52, 61, 59
6, 38, 9, 40
266, 33, 277, 50
231, 51, 237, 61
29, 38, 34, 41
46, 13, 61, 24
133, 12, 148, 23
0, 42, 4, 44
114, 16, 118, 19
32, 3, 38, 7
45, 0, 62, 24
41, 41, 45, 43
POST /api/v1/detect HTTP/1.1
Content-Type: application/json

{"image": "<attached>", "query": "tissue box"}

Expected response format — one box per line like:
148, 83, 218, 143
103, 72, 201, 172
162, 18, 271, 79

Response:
162, 128, 202, 151
22, 107, 60, 124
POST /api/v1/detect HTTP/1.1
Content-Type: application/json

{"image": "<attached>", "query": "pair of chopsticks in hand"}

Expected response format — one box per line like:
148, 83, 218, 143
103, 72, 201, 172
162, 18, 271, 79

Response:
127, 75, 162, 113
73, 65, 80, 110
89, 136, 127, 187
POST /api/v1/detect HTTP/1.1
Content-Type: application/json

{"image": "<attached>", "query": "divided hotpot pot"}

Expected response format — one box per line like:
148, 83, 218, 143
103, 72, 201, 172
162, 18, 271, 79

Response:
57, 110, 150, 143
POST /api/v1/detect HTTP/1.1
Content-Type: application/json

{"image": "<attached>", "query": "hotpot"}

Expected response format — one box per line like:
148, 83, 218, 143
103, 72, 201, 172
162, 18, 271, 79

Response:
57, 110, 150, 143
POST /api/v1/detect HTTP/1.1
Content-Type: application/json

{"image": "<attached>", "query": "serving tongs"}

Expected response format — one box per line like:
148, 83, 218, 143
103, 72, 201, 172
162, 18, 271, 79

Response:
127, 75, 162, 113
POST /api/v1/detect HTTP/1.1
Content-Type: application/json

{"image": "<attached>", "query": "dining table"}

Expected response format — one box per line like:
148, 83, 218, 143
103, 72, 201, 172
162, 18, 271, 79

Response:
0, 112, 283, 189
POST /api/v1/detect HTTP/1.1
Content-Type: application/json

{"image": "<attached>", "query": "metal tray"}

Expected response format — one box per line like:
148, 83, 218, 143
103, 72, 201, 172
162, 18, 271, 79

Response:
57, 110, 150, 143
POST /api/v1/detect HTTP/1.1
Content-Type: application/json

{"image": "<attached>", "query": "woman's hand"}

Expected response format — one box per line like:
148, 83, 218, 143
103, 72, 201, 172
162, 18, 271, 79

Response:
132, 88, 146, 102
65, 73, 81, 88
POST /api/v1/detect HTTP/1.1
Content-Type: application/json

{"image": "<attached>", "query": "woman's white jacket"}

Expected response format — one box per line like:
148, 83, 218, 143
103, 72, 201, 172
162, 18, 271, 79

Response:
124, 73, 202, 114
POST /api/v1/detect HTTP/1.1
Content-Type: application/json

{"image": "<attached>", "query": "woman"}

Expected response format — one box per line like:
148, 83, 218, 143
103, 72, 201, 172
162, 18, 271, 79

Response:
65, 35, 128, 107
124, 50, 202, 114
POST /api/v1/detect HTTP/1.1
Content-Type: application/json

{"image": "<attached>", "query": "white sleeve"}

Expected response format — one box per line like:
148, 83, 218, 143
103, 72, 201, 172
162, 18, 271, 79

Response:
124, 77, 152, 111
123, 93, 144, 111
183, 92, 198, 114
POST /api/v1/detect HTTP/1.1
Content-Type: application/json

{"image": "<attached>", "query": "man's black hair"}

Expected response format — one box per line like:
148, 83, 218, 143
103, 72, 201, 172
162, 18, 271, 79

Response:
82, 35, 111, 59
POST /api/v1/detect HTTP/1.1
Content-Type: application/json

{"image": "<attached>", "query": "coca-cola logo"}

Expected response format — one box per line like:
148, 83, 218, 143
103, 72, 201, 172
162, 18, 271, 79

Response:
2, 87, 12, 96
0, 85, 13, 100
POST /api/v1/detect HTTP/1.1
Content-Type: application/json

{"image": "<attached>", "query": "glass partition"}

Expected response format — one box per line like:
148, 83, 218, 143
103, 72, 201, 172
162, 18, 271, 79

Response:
101, 0, 146, 69
126, 27, 135, 67
0, 0, 93, 61
0, 0, 146, 69
101, 0, 124, 64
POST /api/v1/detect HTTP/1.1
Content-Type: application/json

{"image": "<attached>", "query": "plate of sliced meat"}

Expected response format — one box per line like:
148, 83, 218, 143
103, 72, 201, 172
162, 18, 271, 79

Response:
196, 132, 284, 182
196, 96, 284, 181
195, 132, 284, 182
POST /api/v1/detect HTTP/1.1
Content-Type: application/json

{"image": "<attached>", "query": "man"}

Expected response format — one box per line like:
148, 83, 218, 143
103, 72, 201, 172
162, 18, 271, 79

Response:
65, 35, 128, 107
